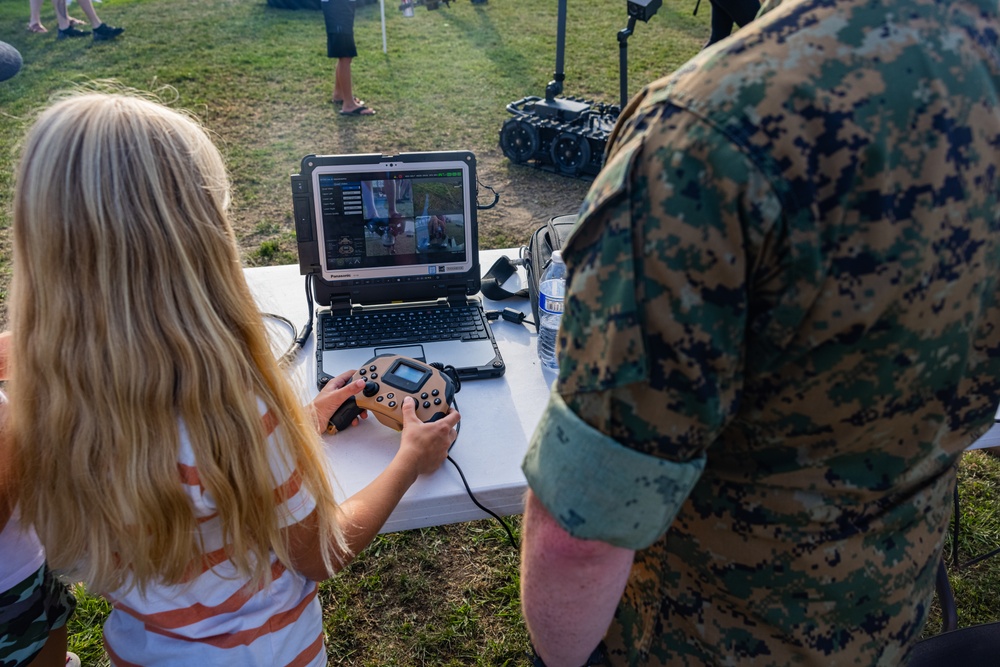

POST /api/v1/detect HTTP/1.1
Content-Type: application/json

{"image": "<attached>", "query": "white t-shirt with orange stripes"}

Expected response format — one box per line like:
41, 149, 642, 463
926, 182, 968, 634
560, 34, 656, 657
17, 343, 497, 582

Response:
101, 411, 325, 667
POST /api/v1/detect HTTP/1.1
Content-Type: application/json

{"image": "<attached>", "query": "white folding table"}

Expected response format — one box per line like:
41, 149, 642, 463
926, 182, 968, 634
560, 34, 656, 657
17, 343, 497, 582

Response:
245, 248, 549, 532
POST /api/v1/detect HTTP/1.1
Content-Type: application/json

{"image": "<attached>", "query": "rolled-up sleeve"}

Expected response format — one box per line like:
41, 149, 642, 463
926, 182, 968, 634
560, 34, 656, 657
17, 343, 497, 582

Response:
523, 388, 706, 550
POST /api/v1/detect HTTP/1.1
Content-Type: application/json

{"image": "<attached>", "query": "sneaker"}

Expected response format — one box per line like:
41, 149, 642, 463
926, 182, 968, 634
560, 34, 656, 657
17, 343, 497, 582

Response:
93, 23, 124, 42
56, 26, 90, 40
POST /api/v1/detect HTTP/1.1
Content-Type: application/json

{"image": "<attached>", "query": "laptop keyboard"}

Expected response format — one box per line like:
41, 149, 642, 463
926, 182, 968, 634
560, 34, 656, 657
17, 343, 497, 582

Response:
320, 304, 490, 350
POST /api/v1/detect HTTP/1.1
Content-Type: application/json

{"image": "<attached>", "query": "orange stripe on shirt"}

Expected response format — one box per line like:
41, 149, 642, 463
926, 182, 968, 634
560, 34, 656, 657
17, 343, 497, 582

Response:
104, 615, 323, 667
111, 560, 290, 630
261, 410, 279, 436
103, 636, 144, 667
198, 545, 233, 575
139, 584, 318, 649
177, 410, 279, 489
274, 469, 304, 505
177, 462, 201, 487
287, 631, 326, 667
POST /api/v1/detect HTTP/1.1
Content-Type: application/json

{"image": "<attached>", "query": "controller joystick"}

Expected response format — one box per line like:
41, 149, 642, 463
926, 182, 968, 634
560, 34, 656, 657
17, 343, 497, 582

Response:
326, 354, 457, 434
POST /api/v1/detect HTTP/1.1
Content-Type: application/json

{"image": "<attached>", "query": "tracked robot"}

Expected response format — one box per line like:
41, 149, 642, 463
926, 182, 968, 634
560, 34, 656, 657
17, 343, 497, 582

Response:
499, 0, 661, 178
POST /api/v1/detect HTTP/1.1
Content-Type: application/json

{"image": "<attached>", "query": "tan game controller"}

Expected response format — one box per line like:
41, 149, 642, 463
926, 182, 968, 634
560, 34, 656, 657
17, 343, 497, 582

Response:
326, 354, 457, 434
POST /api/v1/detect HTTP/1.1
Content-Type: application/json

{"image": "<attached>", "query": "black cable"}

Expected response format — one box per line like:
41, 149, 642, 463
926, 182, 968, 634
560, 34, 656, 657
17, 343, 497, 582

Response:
447, 455, 519, 551
444, 392, 519, 551
476, 179, 500, 210
961, 546, 1000, 569
262, 310, 299, 365
263, 312, 297, 338
485, 308, 536, 329
278, 274, 315, 367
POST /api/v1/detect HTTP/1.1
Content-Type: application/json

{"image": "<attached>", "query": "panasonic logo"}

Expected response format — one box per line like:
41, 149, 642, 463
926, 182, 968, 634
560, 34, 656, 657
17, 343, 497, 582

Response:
330, 273, 353, 279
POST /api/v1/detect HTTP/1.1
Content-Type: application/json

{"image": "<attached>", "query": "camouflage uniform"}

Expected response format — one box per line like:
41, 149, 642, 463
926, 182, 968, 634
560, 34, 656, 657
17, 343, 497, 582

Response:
0, 563, 76, 666
522, 0, 1000, 664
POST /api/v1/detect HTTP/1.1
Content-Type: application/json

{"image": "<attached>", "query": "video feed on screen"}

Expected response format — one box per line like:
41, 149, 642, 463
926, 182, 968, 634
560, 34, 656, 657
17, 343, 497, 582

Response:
317, 170, 467, 271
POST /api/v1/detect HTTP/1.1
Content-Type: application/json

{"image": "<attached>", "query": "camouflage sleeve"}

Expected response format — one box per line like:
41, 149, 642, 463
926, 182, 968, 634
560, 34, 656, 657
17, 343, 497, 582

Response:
522, 387, 706, 548
523, 101, 783, 549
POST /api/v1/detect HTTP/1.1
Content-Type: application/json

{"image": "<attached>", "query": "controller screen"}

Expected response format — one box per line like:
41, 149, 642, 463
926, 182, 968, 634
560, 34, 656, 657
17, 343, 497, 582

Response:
384, 358, 432, 393
393, 362, 425, 385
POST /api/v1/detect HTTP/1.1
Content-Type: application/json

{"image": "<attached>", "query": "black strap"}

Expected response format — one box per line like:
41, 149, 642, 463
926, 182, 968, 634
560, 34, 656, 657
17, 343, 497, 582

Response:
481, 255, 528, 301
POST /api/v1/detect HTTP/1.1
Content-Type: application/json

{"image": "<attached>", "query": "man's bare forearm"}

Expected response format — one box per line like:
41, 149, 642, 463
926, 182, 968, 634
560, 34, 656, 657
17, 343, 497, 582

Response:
520, 490, 635, 667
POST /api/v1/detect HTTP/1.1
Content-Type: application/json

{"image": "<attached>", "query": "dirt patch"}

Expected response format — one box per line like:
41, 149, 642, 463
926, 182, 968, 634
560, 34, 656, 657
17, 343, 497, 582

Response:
470, 148, 593, 250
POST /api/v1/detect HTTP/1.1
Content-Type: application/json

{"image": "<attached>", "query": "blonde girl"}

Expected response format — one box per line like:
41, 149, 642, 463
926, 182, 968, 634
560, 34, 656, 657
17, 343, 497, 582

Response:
8, 90, 459, 666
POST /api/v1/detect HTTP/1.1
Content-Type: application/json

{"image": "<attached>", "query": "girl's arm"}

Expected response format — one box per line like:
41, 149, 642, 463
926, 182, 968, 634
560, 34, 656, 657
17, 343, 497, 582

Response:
0, 331, 10, 381
283, 375, 461, 580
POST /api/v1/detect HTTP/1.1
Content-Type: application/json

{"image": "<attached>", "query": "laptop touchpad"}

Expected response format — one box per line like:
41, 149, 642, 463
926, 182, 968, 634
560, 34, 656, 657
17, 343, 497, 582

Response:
374, 344, 426, 363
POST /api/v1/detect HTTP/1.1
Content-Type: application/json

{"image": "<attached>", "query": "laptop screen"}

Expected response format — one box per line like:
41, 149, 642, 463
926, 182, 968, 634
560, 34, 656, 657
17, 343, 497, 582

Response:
309, 159, 475, 284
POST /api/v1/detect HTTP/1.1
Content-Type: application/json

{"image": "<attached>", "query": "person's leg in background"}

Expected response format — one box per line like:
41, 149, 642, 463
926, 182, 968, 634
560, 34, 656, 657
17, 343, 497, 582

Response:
27, 0, 47, 33
705, 0, 760, 47
323, 0, 373, 115
52, 0, 84, 37
334, 57, 356, 106
54, 0, 123, 41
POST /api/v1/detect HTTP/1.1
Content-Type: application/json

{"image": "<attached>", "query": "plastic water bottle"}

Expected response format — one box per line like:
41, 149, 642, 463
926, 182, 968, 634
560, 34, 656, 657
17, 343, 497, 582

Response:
537, 250, 566, 371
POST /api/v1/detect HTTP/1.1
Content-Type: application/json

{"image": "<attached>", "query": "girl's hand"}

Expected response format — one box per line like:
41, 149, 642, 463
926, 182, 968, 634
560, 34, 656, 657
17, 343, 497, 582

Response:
311, 370, 368, 434
396, 397, 460, 476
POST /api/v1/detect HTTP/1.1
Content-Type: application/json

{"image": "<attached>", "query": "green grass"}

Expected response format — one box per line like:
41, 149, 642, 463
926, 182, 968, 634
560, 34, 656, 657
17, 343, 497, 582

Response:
3, 0, 1000, 664
925, 451, 1000, 635
0, 0, 703, 271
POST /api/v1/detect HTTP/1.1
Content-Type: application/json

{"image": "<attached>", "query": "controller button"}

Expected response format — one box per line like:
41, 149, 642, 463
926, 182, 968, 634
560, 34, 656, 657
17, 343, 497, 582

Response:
423, 401, 431, 408
359, 368, 367, 375
363, 381, 380, 397
377, 396, 384, 402
388, 400, 397, 408
431, 389, 440, 396
369, 365, 377, 372
434, 398, 442, 405
386, 392, 394, 399
370, 373, 378, 379
420, 392, 429, 399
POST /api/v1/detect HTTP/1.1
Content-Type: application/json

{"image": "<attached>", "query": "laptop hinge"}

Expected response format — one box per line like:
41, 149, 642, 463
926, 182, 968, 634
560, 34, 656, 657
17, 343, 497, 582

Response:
447, 287, 471, 305
329, 295, 353, 316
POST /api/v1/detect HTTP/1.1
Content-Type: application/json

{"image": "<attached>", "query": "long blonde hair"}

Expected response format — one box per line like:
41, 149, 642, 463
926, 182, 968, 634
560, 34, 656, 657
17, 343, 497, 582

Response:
9, 89, 344, 593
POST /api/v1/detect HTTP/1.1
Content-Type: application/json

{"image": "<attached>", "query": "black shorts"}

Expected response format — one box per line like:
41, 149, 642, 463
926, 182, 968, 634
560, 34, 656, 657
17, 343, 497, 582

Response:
323, 0, 358, 58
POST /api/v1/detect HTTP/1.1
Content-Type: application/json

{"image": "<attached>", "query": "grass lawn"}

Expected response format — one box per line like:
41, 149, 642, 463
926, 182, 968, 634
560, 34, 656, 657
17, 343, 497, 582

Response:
1, 0, 999, 664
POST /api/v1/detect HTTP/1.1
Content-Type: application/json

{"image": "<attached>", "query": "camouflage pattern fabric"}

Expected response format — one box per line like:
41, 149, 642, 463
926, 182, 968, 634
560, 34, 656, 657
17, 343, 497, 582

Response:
0, 564, 76, 667
523, 0, 1000, 663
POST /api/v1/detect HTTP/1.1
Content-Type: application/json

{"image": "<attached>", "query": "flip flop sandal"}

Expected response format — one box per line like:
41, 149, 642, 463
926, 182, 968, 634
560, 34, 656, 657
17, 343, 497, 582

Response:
69, 17, 86, 26
339, 105, 375, 116
333, 97, 365, 107
26, 22, 48, 33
